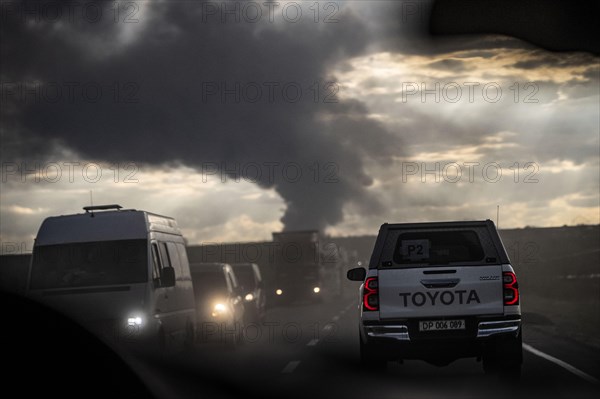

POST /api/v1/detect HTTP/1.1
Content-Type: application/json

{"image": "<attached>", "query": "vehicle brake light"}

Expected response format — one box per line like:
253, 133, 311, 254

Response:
363, 277, 379, 311
503, 272, 519, 305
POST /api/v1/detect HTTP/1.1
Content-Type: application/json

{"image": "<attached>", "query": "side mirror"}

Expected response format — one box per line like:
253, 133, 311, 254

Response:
161, 266, 176, 287
347, 267, 366, 282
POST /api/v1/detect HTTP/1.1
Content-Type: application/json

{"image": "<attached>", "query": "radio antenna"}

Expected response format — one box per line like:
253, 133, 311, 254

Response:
88, 191, 95, 217
496, 205, 500, 229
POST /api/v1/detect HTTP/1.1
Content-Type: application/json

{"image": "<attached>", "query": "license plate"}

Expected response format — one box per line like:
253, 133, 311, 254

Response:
419, 319, 465, 331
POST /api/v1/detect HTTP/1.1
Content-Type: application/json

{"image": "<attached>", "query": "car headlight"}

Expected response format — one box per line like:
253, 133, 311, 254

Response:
275, 289, 283, 296
127, 316, 143, 326
212, 303, 228, 317
313, 287, 320, 293
245, 293, 254, 302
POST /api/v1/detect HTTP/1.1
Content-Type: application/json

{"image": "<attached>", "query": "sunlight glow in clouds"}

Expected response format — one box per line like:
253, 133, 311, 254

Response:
1, 1, 598, 252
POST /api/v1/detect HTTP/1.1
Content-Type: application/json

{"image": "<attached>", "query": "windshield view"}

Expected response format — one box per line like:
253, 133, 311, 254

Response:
29, 239, 148, 289
1, 1, 599, 399
231, 267, 254, 289
192, 271, 228, 300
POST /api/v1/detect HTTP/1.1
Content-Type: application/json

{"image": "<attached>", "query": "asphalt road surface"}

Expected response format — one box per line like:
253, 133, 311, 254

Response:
128, 293, 600, 399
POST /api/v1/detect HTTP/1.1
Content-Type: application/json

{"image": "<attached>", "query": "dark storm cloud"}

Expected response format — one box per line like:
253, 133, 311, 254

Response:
452, 50, 497, 59
510, 51, 598, 69
401, 35, 536, 56
582, 65, 600, 81
560, 74, 600, 100
427, 58, 468, 72
0, 1, 403, 231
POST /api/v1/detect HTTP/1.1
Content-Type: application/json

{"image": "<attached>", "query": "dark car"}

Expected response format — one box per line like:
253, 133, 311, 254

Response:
231, 263, 266, 323
190, 262, 245, 346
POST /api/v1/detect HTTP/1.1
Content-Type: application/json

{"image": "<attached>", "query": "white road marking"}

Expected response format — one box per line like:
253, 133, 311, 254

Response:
523, 343, 599, 384
281, 360, 301, 374
323, 324, 333, 331
307, 339, 319, 347
332, 315, 340, 322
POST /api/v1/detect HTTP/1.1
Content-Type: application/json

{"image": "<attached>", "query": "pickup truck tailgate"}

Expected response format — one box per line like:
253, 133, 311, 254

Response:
378, 266, 503, 319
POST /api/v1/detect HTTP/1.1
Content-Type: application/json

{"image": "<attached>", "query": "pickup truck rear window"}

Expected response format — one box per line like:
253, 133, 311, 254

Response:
393, 230, 485, 265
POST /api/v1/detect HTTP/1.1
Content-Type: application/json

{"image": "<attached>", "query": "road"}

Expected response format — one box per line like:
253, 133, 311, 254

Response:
130, 292, 600, 399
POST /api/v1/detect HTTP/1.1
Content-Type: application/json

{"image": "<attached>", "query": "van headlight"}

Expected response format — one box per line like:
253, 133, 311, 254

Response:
127, 316, 143, 326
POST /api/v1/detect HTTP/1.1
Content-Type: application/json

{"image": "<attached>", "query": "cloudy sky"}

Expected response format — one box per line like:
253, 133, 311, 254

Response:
1, 0, 598, 253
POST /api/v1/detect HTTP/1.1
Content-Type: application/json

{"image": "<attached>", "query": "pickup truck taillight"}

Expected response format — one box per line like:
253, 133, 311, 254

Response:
503, 272, 519, 305
363, 277, 379, 311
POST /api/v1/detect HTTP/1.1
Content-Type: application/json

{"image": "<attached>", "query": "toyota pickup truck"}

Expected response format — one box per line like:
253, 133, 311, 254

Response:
347, 220, 522, 376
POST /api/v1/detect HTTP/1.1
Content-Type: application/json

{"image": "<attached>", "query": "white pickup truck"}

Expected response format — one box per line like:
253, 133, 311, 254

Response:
347, 220, 522, 376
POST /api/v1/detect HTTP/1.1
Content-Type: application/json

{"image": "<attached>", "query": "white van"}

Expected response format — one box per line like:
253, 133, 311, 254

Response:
27, 204, 196, 352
